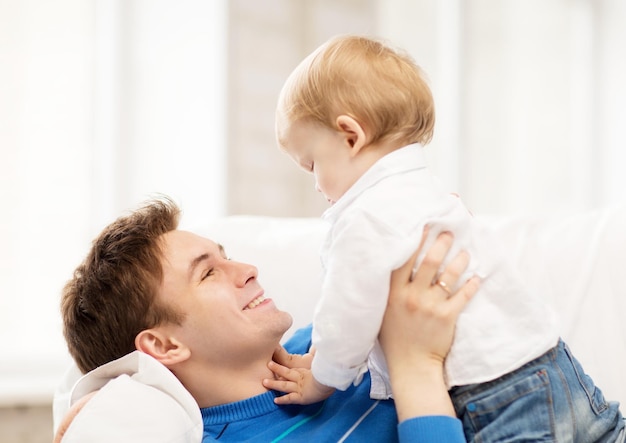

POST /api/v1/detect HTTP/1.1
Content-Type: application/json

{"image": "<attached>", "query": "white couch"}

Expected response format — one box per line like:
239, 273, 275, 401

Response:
54, 205, 626, 440
199, 205, 626, 407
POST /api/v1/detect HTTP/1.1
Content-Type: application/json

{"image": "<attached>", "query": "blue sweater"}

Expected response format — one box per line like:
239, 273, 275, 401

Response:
201, 325, 465, 442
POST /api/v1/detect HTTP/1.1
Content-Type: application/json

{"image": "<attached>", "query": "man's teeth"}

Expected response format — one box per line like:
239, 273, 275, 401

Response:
244, 295, 265, 310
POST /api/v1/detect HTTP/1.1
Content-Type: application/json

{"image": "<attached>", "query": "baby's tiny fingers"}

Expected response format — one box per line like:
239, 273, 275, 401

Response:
272, 346, 292, 366
273, 392, 302, 405
263, 377, 295, 393
268, 360, 292, 379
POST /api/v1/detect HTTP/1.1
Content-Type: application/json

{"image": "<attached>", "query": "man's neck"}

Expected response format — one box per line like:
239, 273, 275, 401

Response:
175, 355, 276, 409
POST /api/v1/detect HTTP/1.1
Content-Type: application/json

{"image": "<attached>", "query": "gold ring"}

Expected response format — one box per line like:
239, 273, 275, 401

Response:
435, 279, 452, 296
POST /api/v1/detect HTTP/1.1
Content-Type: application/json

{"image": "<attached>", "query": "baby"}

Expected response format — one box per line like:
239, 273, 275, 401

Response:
264, 34, 623, 442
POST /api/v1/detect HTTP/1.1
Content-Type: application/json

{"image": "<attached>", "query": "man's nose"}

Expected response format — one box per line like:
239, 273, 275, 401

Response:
230, 261, 258, 286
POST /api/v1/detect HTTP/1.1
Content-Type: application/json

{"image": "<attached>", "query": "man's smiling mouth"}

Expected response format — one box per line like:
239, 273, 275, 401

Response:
244, 295, 266, 310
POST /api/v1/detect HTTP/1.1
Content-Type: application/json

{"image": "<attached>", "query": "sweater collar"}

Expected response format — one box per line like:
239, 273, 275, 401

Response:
201, 391, 280, 425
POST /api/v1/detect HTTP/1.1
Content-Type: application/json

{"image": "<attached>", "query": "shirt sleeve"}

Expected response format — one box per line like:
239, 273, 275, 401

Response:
312, 211, 419, 390
398, 416, 466, 443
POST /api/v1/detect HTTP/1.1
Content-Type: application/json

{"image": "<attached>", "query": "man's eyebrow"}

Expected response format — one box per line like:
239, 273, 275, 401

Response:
189, 253, 210, 278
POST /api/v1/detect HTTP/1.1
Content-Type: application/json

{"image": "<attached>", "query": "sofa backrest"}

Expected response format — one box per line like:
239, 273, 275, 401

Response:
199, 204, 626, 407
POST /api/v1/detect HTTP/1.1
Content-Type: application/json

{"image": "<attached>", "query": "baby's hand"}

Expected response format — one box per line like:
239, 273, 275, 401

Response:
263, 361, 334, 405
272, 345, 314, 370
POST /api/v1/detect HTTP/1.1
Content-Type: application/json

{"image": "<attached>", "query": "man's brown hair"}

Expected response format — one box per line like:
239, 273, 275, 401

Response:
61, 197, 184, 373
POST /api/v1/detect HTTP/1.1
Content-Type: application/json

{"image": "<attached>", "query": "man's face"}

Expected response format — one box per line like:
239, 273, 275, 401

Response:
157, 230, 293, 367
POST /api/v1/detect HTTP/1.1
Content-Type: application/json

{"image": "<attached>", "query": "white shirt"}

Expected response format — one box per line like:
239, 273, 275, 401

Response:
311, 144, 559, 399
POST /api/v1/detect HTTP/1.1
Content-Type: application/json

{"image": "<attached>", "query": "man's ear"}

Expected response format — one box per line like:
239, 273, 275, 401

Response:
336, 115, 368, 155
135, 328, 191, 366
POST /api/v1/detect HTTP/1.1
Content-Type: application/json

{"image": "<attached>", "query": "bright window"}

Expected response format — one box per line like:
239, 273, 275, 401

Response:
0, 0, 227, 404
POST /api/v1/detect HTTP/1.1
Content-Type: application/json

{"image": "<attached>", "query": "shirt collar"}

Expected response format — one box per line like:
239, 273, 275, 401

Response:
322, 143, 427, 223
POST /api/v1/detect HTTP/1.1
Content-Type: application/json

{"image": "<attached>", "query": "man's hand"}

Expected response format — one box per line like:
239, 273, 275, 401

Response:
380, 231, 480, 422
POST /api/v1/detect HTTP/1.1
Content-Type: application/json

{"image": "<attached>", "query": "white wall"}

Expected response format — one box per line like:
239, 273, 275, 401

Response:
377, 0, 626, 216
0, 0, 227, 405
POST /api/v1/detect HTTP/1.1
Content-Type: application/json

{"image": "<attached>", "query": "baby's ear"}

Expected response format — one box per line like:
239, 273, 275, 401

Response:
135, 328, 191, 366
336, 115, 368, 154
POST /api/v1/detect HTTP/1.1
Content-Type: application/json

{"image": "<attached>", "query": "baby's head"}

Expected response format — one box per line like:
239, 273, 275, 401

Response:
276, 34, 435, 149
276, 35, 435, 204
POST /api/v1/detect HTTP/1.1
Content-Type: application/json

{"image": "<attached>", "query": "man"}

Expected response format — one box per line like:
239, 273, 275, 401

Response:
55, 197, 478, 442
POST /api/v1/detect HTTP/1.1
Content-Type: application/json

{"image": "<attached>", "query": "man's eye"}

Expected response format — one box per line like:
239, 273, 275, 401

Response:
202, 269, 214, 280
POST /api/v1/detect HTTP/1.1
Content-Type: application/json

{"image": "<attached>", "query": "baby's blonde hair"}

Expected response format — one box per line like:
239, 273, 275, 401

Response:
277, 34, 435, 147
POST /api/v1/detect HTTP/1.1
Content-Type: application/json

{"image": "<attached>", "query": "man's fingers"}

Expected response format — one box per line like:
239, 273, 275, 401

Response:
396, 248, 421, 284
435, 250, 470, 292
448, 276, 480, 315
413, 232, 453, 287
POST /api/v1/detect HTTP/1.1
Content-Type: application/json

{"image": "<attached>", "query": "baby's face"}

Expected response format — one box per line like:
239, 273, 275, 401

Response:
276, 117, 364, 205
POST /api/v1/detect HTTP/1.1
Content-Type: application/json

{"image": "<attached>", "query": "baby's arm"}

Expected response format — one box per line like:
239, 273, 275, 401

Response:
263, 346, 335, 405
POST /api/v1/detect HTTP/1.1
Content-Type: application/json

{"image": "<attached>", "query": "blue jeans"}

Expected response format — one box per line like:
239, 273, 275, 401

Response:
449, 339, 625, 442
